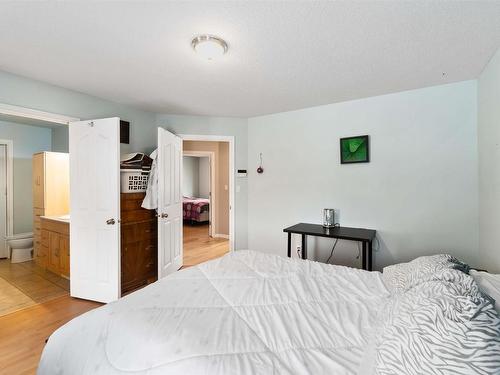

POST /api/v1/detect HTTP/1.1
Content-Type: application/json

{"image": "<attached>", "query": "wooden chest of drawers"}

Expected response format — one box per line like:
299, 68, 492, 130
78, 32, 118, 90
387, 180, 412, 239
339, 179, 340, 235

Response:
121, 193, 158, 295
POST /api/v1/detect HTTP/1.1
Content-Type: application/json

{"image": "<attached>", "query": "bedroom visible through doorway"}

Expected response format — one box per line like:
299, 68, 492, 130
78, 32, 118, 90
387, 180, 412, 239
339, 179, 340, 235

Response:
182, 140, 230, 267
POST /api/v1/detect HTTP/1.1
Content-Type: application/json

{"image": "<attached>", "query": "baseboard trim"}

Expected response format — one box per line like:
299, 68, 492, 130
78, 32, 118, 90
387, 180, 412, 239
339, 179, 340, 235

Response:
213, 234, 230, 239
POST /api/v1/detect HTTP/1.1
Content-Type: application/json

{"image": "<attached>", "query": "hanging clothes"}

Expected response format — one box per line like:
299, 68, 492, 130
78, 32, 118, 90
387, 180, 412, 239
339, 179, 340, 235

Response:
141, 149, 158, 210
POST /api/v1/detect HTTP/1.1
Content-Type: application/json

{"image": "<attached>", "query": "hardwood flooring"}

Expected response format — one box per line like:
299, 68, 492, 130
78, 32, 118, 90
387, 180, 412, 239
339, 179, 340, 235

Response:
0, 295, 101, 375
0, 260, 69, 317
0, 224, 229, 375
183, 223, 230, 267
0, 277, 35, 316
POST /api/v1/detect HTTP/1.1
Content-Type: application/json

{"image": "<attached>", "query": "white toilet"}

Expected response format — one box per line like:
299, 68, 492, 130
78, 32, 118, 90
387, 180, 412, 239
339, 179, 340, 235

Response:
5, 232, 34, 263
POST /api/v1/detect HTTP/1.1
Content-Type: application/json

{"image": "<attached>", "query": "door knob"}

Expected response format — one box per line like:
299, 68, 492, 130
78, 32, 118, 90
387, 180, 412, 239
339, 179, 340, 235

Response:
106, 218, 116, 225
161, 213, 168, 218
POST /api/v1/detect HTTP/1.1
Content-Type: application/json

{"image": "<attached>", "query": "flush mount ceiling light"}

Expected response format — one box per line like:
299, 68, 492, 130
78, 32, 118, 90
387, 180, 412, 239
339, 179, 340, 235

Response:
191, 35, 228, 60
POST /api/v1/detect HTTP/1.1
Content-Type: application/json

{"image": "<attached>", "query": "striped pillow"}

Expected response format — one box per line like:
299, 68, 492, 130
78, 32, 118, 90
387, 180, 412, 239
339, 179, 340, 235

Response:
382, 254, 470, 294
359, 268, 500, 375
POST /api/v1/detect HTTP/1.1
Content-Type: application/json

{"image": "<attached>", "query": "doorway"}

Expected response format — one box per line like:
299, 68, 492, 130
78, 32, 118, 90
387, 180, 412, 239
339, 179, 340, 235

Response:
180, 136, 234, 267
0, 117, 71, 316
183, 151, 214, 237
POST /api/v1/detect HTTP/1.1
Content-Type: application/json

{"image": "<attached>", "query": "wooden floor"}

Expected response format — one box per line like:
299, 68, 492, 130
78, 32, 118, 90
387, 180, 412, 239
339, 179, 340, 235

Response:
0, 260, 69, 316
183, 223, 230, 267
0, 224, 229, 375
0, 295, 100, 375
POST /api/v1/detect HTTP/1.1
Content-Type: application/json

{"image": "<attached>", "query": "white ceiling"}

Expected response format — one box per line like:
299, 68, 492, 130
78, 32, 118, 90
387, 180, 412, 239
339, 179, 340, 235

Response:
0, 1, 499, 117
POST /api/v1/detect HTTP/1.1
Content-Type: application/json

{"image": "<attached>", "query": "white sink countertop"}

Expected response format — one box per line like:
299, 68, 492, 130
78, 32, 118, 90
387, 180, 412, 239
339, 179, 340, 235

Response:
40, 215, 70, 223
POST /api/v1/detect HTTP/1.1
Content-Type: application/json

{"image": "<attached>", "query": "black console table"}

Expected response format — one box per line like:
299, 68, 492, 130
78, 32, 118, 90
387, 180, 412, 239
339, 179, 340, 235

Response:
283, 223, 376, 271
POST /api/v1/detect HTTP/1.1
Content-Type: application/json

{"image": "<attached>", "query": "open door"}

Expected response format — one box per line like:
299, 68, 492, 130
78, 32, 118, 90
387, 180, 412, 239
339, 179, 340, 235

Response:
157, 128, 183, 278
69, 118, 120, 303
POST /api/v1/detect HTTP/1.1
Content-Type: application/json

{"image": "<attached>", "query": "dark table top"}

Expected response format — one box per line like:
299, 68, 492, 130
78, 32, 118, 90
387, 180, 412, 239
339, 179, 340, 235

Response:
283, 223, 376, 242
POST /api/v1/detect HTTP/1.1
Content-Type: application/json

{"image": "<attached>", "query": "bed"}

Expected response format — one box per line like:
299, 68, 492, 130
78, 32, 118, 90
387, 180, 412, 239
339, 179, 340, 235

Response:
183, 196, 209, 223
38, 251, 500, 375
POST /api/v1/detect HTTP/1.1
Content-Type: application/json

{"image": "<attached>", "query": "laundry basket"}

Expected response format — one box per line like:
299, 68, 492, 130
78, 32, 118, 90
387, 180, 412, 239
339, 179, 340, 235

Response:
120, 169, 150, 193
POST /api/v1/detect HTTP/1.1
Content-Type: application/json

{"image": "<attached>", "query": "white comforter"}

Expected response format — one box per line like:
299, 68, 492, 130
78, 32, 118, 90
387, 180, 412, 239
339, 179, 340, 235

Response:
38, 250, 390, 375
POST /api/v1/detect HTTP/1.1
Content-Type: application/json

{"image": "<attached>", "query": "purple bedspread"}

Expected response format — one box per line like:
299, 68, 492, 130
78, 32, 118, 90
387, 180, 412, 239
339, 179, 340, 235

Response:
183, 197, 209, 221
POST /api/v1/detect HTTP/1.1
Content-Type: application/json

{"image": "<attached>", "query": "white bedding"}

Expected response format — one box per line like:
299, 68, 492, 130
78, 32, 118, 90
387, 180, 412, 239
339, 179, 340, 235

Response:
38, 250, 390, 375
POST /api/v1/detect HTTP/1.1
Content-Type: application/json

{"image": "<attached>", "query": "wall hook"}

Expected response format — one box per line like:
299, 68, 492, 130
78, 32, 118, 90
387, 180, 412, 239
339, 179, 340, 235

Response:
257, 153, 264, 174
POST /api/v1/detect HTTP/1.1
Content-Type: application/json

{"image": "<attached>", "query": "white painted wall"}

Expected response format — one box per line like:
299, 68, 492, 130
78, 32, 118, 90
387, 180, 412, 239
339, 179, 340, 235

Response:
198, 157, 210, 199
0, 120, 52, 234
478, 48, 500, 273
183, 156, 199, 197
248, 81, 478, 270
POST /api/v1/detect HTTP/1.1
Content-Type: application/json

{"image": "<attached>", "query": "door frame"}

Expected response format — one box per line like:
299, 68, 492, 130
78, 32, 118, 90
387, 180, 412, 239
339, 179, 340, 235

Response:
178, 134, 235, 252
183, 151, 216, 237
0, 103, 79, 126
0, 140, 13, 259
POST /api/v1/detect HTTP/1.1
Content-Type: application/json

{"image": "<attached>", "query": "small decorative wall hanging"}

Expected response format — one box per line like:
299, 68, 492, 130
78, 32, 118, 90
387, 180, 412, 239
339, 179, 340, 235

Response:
340, 135, 369, 164
257, 153, 264, 174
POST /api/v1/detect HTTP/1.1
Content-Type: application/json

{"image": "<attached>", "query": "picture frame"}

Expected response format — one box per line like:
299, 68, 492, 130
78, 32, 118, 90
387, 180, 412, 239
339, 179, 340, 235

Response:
340, 135, 370, 164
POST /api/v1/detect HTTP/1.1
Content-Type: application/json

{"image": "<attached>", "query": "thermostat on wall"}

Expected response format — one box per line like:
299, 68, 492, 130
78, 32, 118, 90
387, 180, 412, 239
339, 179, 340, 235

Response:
237, 169, 247, 178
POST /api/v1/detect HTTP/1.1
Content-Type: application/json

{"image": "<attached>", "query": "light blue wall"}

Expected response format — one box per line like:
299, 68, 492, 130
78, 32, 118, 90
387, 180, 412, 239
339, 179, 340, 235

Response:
0, 120, 52, 233
0, 71, 250, 249
183, 156, 199, 197
0, 70, 484, 267
248, 81, 479, 270
478, 48, 500, 273
0, 71, 157, 154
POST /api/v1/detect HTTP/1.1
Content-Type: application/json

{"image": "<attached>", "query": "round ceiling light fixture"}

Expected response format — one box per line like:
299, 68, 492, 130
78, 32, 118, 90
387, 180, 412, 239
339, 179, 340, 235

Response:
191, 35, 228, 60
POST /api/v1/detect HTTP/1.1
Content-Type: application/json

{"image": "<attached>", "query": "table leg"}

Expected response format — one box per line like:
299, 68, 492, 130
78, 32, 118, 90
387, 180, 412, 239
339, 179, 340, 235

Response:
368, 241, 373, 271
287, 232, 291, 257
301, 234, 307, 260
362, 241, 367, 270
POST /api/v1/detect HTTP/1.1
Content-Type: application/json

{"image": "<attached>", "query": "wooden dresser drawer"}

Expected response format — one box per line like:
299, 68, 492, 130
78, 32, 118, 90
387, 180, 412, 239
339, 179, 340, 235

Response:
120, 192, 158, 295
121, 220, 157, 244
120, 193, 156, 224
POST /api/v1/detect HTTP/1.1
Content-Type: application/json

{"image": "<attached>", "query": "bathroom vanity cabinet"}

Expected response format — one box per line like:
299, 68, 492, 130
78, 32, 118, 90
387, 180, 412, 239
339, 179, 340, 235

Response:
33, 152, 70, 268
41, 217, 70, 278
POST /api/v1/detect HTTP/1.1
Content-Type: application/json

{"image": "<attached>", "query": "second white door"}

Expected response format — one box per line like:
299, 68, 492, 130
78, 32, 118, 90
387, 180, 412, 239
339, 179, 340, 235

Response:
157, 128, 183, 278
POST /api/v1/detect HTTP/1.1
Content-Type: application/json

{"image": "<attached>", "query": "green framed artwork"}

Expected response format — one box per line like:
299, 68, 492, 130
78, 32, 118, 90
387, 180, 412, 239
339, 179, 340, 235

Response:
340, 135, 369, 164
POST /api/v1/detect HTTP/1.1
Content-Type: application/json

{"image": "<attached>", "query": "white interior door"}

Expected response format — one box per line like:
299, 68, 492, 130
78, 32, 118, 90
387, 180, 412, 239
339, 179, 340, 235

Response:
158, 128, 183, 278
69, 118, 120, 303
0, 145, 6, 258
